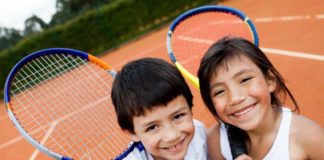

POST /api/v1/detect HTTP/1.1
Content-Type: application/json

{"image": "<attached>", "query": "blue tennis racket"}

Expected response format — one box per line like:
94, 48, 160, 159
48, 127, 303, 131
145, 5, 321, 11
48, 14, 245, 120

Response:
167, 5, 259, 89
4, 48, 130, 159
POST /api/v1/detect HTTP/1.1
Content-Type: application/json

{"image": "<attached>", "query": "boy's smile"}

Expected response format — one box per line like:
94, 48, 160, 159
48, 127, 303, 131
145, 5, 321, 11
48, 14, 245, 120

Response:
132, 95, 195, 160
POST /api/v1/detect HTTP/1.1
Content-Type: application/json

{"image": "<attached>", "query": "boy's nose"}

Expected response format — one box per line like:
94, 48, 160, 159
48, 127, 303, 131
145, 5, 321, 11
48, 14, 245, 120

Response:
163, 125, 180, 143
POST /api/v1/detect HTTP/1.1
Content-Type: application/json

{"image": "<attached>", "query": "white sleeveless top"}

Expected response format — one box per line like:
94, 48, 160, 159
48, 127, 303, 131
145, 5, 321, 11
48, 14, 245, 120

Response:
220, 107, 292, 160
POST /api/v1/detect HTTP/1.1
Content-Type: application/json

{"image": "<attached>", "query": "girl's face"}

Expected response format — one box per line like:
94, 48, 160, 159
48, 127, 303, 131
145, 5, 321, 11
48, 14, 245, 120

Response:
132, 95, 194, 160
209, 55, 276, 131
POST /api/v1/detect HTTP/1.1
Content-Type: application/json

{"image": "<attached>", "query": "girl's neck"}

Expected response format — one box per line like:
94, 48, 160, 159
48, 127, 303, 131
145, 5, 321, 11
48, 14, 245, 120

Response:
245, 106, 283, 158
247, 106, 282, 140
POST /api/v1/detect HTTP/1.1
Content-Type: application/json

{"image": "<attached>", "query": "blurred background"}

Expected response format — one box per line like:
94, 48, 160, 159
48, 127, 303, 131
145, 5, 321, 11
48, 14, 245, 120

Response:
0, 0, 216, 98
1, 0, 323, 159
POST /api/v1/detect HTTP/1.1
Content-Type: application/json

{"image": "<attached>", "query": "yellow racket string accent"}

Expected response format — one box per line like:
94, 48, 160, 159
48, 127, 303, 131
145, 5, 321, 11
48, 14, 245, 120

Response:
175, 62, 200, 89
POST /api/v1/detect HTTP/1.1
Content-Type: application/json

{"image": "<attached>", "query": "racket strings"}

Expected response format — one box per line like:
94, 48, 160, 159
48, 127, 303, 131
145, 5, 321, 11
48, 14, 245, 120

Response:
39, 56, 128, 157
171, 11, 254, 75
9, 53, 129, 159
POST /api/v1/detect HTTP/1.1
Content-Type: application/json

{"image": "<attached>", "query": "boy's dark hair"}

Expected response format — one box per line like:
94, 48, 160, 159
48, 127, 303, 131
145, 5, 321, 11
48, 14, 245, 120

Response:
111, 58, 193, 134
198, 37, 299, 120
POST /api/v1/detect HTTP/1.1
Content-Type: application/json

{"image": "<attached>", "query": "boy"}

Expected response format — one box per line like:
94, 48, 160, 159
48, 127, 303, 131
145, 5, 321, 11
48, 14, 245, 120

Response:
111, 58, 207, 159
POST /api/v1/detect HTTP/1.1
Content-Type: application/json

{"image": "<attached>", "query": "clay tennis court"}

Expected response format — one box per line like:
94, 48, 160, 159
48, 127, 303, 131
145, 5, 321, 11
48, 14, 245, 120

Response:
1, 0, 323, 159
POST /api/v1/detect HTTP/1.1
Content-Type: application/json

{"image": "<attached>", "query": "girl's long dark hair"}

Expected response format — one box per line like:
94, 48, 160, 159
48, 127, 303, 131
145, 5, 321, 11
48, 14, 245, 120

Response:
198, 37, 299, 120
197, 37, 299, 153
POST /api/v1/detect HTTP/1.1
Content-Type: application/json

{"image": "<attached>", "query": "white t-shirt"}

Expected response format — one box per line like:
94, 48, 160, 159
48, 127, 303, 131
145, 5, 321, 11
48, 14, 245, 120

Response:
220, 107, 292, 160
117, 119, 207, 160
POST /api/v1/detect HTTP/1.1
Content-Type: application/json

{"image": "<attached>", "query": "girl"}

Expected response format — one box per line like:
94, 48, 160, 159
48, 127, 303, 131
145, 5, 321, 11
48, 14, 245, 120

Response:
198, 37, 324, 159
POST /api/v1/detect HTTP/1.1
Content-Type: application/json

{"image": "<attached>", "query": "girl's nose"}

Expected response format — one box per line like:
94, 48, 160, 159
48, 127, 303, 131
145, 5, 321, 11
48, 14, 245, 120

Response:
229, 88, 246, 106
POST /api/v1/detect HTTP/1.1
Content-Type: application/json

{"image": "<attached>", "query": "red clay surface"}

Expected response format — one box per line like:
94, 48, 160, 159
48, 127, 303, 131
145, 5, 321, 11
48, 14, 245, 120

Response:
1, 0, 323, 159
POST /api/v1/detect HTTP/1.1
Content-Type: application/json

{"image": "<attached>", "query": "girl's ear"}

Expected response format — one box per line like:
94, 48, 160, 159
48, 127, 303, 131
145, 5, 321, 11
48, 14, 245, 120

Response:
266, 70, 276, 93
123, 129, 141, 142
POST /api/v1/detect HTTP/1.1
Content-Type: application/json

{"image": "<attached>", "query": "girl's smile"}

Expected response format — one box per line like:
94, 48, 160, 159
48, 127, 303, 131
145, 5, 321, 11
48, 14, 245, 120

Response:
210, 54, 275, 131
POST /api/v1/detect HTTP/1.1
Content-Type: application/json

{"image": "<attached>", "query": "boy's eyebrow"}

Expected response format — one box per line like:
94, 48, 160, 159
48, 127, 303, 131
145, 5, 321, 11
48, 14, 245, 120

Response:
170, 106, 188, 116
142, 120, 159, 128
210, 69, 254, 89
142, 106, 188, 127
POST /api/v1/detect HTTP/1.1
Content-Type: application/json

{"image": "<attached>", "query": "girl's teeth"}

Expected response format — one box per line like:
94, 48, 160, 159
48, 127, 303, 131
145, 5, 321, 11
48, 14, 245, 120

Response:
234, 106, 253, 116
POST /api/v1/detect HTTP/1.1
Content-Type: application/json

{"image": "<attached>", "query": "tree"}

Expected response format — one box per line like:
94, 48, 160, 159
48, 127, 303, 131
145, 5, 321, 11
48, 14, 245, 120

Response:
49, 0, 112, 27
0, 27, 23, 51
24, 15, 48, 36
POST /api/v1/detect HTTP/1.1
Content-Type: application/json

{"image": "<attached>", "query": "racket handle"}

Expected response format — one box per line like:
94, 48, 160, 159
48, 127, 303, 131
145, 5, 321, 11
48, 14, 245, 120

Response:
227, 125, 247, 159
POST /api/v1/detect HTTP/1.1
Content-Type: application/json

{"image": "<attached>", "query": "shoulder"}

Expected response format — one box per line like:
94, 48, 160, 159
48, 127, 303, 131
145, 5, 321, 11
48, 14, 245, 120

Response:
193, 119, 207, 137
186, 119, 208, 159
115, 141, 148, 160
207, 123, 220, 139
207, 123, 223, 160
193, 119, 206, 128
290, 114, 324, 159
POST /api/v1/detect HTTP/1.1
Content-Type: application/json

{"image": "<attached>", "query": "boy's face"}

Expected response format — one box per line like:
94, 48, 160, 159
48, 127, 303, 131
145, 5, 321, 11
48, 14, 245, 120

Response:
132, 95, 194, 160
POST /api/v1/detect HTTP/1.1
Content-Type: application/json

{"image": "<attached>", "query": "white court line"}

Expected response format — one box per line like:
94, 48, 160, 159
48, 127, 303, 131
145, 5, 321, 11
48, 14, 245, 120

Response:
29, 121, 58, 160
254, 14, 324, 22
261, 48, 324, 61
316, 14, 324, 19
176, 35, 324, 62
114, 42, 165, 68
177, 35, 324, 61
0, 136, 24, 150
0, 97, 107, 150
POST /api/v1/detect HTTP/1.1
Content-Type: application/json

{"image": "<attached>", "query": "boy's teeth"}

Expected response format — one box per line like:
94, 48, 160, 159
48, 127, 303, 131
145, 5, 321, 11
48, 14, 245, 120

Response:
167, 144, 178, 150
166, 142, 181, 151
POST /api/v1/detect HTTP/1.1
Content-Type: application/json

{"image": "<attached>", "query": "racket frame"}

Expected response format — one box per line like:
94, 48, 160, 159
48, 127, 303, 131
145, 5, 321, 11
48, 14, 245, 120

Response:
4, 48, 115, 160
166, 5, 259, 89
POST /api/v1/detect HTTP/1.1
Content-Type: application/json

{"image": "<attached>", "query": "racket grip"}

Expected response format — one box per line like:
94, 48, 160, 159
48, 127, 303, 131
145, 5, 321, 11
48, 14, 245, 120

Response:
227, 125, 247, 159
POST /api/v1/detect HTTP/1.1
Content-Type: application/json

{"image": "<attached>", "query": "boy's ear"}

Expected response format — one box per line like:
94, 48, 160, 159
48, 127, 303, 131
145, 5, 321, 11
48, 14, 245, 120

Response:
123, 129, 141, 142
266, 70, 276, 93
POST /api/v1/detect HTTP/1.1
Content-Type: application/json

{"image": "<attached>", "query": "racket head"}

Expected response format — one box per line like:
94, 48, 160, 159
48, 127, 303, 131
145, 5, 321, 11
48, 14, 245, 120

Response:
167, 5, 259, 89
4, 48, 129, 159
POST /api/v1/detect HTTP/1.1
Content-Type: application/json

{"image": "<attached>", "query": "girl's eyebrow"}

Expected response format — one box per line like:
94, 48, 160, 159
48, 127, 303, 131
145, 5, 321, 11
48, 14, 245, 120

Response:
233, 69, 254, 79
210, 69, 254, 89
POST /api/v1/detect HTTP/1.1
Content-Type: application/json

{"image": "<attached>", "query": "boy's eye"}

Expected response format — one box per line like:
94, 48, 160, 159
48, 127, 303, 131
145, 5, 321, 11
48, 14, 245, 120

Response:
174, 113, 185, 120
145, 125, 158, 132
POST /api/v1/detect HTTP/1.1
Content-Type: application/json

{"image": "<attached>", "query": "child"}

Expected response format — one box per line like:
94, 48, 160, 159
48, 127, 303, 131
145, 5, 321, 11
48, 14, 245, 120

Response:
198, 37, 324, 159
111, 58, 207, 159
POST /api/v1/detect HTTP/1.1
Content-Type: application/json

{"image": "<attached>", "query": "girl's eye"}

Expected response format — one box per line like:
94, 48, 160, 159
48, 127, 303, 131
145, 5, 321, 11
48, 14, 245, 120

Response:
213, 90, 225, 97
145, 125, 158, 132
241, 77, 252, 83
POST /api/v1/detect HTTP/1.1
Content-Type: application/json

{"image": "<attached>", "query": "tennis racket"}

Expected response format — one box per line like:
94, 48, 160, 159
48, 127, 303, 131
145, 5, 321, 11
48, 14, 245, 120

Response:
167, 5, 259, 89
4, 48, 130, 159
